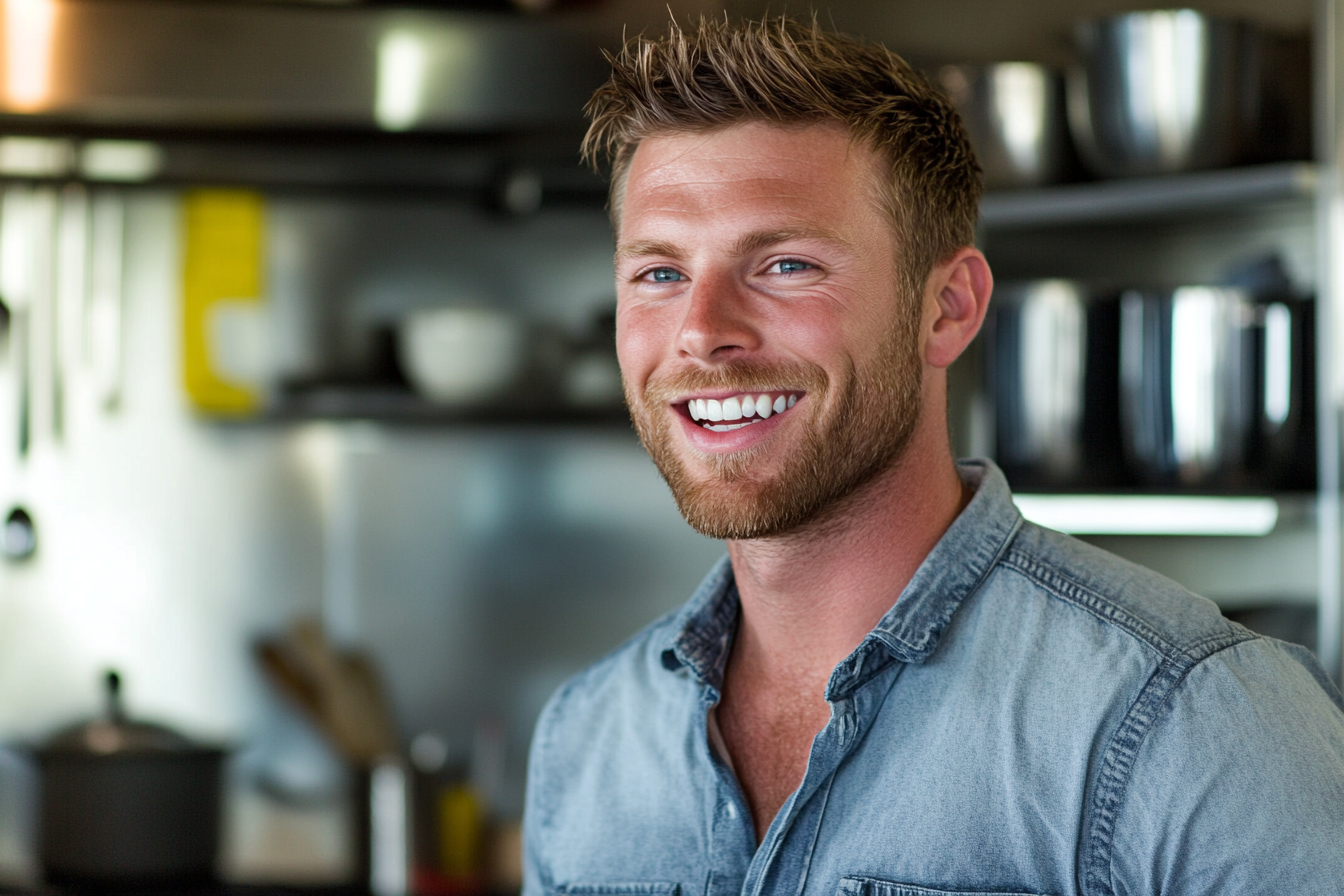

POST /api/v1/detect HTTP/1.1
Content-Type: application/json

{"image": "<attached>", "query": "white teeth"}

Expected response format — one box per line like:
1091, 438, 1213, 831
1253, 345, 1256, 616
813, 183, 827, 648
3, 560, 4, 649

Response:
685, 392, 801, 426
705, 421, 755, 431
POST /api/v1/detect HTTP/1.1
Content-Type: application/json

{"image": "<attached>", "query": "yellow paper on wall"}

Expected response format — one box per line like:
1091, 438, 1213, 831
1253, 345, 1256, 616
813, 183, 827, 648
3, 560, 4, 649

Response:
181, 189, 266, 415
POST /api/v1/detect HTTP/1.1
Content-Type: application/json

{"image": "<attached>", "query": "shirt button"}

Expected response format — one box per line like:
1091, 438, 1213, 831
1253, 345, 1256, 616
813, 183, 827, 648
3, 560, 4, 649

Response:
724, 803, 737, 819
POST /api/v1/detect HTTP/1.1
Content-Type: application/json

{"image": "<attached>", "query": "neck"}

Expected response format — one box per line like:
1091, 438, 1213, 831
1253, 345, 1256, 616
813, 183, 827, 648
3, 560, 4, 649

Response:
724, 409, 969, 681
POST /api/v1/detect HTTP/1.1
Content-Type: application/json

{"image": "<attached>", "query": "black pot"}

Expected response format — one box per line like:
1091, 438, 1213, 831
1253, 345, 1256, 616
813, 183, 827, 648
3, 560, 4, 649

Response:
35, 671, 227, 886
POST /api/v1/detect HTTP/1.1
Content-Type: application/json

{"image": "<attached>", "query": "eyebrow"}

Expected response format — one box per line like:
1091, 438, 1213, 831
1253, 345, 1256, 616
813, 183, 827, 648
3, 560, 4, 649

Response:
614, 240, 682, 263
731, 227, 851, 256
614, 227, 851, 264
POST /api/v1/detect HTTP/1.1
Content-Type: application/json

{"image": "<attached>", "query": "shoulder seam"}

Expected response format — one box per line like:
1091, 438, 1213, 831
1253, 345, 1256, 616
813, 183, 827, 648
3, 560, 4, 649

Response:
1081, 633, 1256, 896
1000, 548, 1176, 657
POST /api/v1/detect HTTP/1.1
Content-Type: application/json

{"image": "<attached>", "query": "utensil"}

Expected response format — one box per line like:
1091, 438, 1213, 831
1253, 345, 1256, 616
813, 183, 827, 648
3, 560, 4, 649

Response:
256, 620, 404, 893
985, 280, 1123, 489
2, 185, 33, 458
35, 671, 227, 886
2, 506, 35, 561
254, 618, 398, 766
939, 62, 1073, 190
398, 308, 524, 407
87, 192, 126, 410
1068, 10, 1305, 177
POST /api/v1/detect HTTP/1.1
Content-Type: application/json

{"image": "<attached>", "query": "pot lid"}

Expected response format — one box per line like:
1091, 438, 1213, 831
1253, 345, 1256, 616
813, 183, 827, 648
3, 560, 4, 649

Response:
41, 671, 200, 755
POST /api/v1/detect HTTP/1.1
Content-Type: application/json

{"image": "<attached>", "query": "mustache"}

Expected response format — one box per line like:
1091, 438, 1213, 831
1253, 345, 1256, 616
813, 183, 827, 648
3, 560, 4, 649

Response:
639, 360, 829, 405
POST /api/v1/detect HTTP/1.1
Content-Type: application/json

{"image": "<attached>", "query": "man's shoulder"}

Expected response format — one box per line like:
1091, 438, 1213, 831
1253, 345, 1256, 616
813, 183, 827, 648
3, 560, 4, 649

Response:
992, 519, 1255, 664
532, 605, 688, 748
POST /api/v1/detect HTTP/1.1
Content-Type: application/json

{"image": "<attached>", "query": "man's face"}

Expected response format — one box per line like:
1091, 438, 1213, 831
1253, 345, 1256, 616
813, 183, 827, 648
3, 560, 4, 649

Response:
614, 122, 926, 540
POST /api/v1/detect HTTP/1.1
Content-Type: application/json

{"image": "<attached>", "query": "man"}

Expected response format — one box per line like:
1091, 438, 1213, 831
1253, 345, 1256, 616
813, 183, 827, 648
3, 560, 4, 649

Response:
523, 17, 1344, 895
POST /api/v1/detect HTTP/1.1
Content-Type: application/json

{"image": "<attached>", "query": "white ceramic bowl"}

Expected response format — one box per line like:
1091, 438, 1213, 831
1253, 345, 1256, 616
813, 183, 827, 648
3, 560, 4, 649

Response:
398, 308, 525, 406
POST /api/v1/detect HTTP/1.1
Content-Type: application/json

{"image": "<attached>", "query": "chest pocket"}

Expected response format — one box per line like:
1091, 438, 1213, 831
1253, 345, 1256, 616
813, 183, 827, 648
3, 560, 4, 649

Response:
838, 877, 1056, 896
560, 884, 680, 896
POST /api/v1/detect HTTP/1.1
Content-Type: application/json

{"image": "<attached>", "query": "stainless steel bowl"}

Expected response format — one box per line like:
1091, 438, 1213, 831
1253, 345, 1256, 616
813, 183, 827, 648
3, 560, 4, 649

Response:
1068, 10, 1254, 177
939, 63, 1072, 190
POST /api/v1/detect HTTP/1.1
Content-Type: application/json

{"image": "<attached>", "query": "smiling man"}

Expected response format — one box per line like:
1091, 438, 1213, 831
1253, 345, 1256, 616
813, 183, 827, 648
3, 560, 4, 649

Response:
522, 18, 1344, 896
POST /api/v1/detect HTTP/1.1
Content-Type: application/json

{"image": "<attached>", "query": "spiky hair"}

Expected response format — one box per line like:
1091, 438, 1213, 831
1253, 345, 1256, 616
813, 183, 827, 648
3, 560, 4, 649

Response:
582, 15, 982, 292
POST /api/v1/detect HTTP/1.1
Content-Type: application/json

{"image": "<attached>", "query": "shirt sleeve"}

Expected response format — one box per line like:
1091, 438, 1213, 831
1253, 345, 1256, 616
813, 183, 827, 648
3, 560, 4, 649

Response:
521, 693, 555, 896
1109, 636, 1344, 895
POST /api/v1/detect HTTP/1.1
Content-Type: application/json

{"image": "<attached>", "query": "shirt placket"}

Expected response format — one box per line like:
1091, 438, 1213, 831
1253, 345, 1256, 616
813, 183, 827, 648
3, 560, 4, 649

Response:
738, 648, 905, 896
700, 685, 756, 896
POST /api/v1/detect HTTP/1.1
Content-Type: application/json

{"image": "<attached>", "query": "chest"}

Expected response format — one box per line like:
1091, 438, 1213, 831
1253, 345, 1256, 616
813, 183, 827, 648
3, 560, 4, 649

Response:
542, 682, 1099, 896
715, 678, 833, 838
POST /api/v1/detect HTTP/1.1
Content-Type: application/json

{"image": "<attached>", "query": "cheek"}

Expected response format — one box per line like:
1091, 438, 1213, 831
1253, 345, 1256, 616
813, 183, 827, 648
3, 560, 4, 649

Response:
615, 305, 669, 387
763, 295, 876, 363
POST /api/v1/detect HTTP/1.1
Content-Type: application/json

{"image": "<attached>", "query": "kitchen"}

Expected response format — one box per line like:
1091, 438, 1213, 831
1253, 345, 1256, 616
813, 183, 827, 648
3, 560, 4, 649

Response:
0, 0, 1336, 891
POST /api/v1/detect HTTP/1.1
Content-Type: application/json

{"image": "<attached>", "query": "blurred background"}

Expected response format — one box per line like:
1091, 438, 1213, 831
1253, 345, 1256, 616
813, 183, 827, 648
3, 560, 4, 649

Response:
0, 0, 1336, 891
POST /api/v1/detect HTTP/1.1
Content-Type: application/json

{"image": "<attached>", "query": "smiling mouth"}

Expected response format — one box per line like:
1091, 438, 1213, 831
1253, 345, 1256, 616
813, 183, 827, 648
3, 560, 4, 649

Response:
682, 392, 802, 432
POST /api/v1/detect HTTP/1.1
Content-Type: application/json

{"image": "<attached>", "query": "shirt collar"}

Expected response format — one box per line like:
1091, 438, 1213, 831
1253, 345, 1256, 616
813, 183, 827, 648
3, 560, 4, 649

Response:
826, 459, 1023, 698
661, 459, 1024, 698
661, 553, 738, 692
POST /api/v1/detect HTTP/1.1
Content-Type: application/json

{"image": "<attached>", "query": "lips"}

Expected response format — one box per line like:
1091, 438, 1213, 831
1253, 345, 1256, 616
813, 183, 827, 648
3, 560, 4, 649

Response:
683, 392, 801, 432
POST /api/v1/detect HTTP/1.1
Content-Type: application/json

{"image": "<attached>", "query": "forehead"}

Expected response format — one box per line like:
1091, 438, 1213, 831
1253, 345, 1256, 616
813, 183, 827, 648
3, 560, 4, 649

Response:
617, 122, 889, 240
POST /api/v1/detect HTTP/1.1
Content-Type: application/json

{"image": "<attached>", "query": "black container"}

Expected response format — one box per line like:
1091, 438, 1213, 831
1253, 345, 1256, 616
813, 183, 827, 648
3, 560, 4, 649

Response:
986, 280, 1124, 490
36, 672, 226, 886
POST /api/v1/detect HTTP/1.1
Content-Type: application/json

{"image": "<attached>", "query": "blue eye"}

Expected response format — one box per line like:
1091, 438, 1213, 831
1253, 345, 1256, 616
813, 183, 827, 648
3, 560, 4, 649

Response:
773, 259, 813, 274
648, 268, 685, 282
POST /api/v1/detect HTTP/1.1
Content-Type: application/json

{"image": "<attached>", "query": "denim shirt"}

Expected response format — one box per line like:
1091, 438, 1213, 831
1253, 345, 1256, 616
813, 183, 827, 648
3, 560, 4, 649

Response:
523, 460, 1344, 896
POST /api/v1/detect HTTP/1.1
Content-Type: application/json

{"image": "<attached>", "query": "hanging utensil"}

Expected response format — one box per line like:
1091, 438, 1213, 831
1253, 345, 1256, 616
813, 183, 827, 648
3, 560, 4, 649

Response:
54, 184, 89, 439
2, 185, 33, 458
87, 190, 126, 411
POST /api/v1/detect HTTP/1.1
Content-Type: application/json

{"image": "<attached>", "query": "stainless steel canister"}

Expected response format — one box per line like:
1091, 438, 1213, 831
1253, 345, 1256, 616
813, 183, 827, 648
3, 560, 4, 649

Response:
986, 280, 1123, 489
1120, 286, 1253, 486
1120, 284, 1314, 489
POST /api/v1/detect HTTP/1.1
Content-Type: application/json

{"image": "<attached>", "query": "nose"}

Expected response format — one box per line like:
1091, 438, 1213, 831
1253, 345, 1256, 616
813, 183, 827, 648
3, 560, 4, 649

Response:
674, 270, 761, 363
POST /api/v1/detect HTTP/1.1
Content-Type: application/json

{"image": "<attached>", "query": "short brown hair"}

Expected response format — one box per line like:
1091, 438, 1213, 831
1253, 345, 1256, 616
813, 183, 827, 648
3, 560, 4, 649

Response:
583, 16, 981, 296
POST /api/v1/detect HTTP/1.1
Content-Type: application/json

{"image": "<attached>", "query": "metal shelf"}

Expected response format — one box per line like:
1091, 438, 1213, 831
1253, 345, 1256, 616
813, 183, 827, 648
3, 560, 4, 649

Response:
263, 385, 629, 427
980, 162, 1318, 230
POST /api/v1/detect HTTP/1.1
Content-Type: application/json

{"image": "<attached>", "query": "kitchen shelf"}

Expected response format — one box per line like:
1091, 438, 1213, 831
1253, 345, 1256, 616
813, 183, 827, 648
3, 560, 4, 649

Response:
980, 162, 1318, 230
1011, 493, 1312, 537
263, 385, 630, 426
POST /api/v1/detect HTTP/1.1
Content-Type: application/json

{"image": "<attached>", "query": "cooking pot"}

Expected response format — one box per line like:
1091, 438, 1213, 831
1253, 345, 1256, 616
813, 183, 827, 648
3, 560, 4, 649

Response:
985, 280, 1124, 489
1118, 286, 1311, 488
35, 671, 227, 886
939, 62, 1074, 190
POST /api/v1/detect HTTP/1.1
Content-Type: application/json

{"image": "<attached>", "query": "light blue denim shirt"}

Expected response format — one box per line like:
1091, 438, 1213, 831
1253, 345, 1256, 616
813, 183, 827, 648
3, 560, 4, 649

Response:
523, 460, 1344, 896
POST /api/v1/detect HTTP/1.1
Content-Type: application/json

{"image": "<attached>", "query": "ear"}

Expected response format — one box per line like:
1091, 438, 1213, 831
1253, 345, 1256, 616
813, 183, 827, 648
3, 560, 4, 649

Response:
923, 247, 993, 369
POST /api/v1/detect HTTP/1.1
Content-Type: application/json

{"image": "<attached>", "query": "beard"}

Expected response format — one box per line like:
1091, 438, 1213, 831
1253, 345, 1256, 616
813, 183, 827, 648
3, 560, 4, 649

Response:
625, 310, 924, 541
